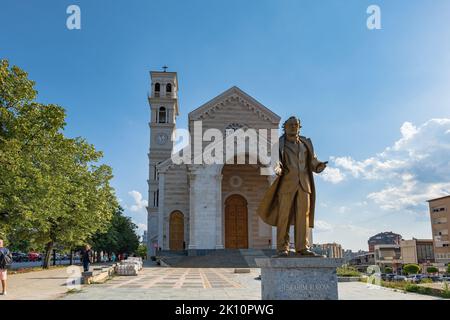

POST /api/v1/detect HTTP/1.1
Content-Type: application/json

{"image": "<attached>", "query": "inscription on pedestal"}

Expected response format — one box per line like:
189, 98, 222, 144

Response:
256, 258, 344, 300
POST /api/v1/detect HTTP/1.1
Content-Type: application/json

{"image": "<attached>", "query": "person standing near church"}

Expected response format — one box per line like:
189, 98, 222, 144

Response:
0, 239, 12, 295
257, 116, 327, 256
81, 245, 92, 272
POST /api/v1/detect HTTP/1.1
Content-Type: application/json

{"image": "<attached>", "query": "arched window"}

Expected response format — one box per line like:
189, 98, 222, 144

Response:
166, 83, 172, 93
155, 83, 160, 92
158, 107, 167, 123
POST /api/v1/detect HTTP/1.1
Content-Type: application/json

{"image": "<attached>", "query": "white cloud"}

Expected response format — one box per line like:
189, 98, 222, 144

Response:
314, 220, 333, 233
320, 167, 345, 184
313, 222, 376, 251
136, 223, 147, 235
338, 206, 349, 214
128, 190, 148, 213
322, 119, 450, 213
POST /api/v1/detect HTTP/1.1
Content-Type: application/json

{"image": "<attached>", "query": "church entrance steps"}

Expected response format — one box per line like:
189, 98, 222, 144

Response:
157, 249, 276, 268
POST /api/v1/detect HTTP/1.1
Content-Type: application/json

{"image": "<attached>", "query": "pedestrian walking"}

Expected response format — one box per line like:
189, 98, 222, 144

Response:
81, 245, 92, 272
0, 239, 13, 296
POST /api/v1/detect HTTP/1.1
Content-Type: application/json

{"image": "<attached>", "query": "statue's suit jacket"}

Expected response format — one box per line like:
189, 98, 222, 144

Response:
257, 135, 322, 228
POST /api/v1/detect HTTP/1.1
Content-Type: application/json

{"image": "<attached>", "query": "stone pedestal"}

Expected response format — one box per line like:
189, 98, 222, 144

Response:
255, 257, 343, 300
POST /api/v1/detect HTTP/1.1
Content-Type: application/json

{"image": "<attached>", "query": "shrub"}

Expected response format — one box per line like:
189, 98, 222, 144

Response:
442, 282, 450, 298
420, 278, 433, 284
403, 264, 420, 275
426, 266, 438, 274
405, 283, 420, 293
384, 267, 393, 273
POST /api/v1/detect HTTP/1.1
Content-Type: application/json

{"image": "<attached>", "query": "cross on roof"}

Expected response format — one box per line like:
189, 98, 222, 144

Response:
162, 65, 168, 72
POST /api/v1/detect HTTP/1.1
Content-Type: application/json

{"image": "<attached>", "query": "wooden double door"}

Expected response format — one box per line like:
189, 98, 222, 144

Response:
169, 211, 184, 250
225, 195, 248, 249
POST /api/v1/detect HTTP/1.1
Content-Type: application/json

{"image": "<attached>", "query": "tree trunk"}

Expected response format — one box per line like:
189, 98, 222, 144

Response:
53, 249, 56, 266
69, 250, 73, 265
43, 241, 54, 269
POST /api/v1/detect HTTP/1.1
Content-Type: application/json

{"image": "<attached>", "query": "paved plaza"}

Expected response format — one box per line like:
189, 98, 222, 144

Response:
61, 263, 442, 300
0, 262, 444, 300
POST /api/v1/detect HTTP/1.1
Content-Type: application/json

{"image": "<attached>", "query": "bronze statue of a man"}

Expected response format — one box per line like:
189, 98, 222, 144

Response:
257, 116, 327, 256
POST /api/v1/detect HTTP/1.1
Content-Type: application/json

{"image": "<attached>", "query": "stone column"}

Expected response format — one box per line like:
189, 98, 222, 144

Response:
188, 172, 197, 253
187, 165, 220, 255
158, 172, 165, 251
268, 175, 277, 250
215, 174, 224, 249
271, 227, 277, 249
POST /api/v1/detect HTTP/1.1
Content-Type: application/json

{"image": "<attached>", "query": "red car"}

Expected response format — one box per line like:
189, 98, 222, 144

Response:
28, 252, 41, 262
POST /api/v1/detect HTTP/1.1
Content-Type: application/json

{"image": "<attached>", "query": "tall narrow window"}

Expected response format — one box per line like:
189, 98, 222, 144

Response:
155, 83, 160, 92
156, 189, 159, 207
158, 107, 167, 123
166, 83, 172, 93
153, 190, 159, 207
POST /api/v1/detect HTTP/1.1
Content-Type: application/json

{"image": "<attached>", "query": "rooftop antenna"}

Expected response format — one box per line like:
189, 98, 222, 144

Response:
162, 65, 168, 72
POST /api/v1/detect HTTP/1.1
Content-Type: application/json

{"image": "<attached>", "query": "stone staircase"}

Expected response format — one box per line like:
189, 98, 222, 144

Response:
158, 249, 276, 268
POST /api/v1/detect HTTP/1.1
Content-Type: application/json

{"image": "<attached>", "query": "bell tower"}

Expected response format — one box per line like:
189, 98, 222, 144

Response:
147, 69, 179, 255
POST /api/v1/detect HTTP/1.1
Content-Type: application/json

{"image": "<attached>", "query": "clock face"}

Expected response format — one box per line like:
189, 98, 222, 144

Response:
156, 133, 168, 145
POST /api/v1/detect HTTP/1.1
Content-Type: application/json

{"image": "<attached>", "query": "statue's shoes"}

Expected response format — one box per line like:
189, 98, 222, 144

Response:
272, 250, 289, 258
297, 249, 321, 257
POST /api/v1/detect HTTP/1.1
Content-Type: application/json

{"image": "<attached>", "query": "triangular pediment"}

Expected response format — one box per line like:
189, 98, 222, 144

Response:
188, 86, 281, 124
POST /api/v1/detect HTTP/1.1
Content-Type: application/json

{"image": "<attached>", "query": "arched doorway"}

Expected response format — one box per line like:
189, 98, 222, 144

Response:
225, 195, 248, 249
169, 211, 184, 250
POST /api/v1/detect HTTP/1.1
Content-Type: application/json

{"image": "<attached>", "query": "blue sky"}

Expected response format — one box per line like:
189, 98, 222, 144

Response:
1, 0, 450, 250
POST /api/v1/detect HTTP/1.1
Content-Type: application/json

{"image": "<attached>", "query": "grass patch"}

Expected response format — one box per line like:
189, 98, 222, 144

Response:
337, 266, 361, 277
362, 278, 450, 299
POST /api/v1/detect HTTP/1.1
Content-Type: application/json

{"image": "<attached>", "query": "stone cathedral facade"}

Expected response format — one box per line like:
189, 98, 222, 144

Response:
147, 70, 298, 256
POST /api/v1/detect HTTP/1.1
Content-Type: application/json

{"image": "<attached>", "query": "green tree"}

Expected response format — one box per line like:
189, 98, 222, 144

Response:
427, 266, 438, 274
136, 244, 147, 259
91, 207, 140, 260
384, 266, 393, 274
403, 264, 421, 275
0, 59, 118, 268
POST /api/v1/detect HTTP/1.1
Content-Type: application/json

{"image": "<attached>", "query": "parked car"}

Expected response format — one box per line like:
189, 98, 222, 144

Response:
407, 274, 423, 283
386, 274, 396, 281
12, 252, 28, 262
393, 275, 407, 281
28, 252, 41, 262
429, 276, 442, 282
439, 275, 450, 282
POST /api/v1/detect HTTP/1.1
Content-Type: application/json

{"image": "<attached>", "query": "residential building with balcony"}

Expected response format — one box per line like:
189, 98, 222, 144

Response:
428, 195, 450, 267
311, 243, 343, 258
368, 231, 402, 252
348, 252, 375, 272
374, 244, 402, 273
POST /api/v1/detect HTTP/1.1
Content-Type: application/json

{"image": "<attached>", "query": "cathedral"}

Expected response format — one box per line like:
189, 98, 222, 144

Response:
146, 70, 306, 256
